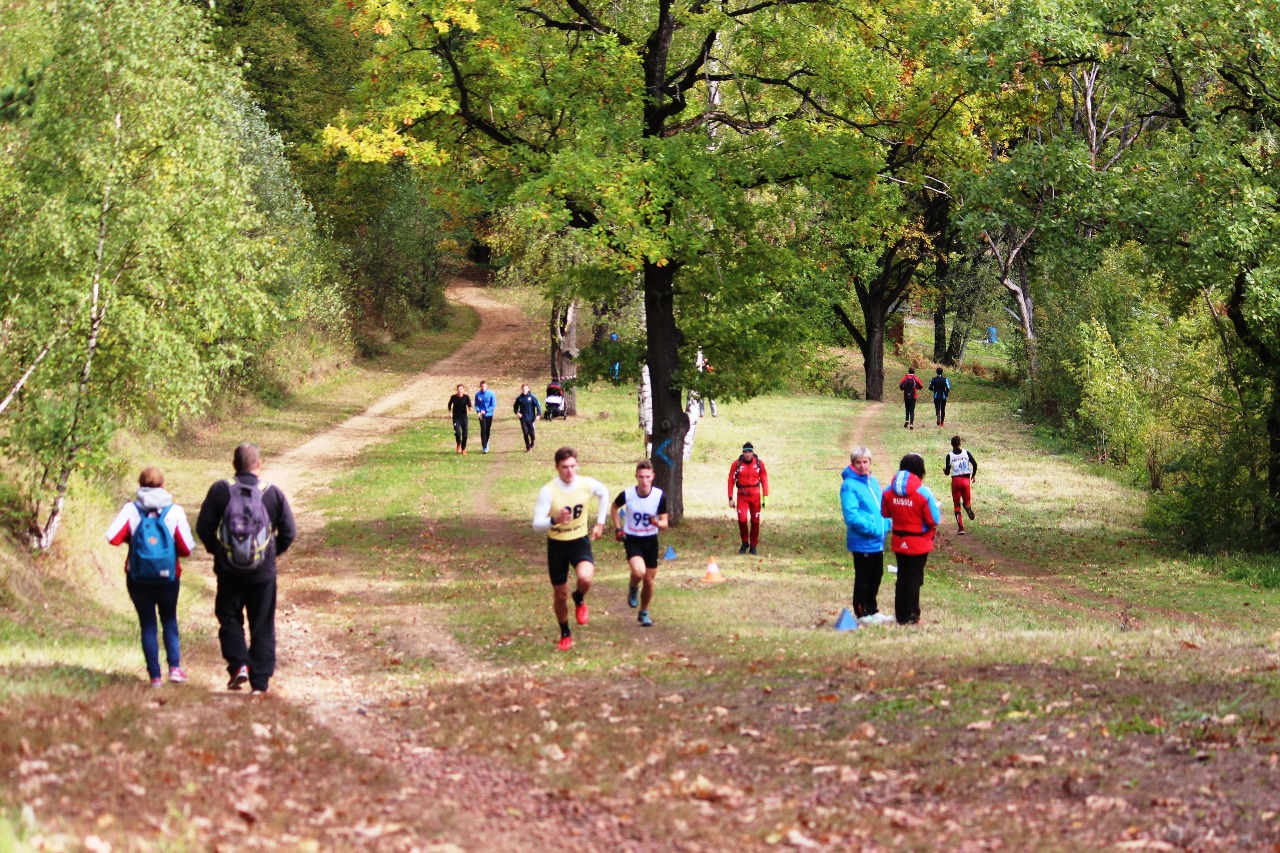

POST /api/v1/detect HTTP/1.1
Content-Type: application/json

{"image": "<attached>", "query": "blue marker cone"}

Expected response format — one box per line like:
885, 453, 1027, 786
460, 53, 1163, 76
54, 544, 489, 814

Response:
663, 545, 677, 561
833, 608, 859, 632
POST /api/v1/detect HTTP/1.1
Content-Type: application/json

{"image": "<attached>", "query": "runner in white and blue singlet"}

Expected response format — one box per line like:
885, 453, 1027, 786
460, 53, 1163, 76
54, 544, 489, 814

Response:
612, 459, 669, 627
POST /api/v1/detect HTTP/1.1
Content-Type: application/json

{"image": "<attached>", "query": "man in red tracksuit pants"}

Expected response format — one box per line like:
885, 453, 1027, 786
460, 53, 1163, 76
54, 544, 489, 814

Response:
728, 442, 769, 555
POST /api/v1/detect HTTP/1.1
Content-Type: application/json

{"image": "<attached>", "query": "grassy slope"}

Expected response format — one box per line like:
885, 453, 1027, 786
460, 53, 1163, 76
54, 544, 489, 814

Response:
3, 289, 1278, 849
307, 345, 1280, 848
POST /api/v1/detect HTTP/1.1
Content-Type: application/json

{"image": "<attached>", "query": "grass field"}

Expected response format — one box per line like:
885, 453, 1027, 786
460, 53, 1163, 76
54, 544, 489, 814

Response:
2, 292, 1278, 851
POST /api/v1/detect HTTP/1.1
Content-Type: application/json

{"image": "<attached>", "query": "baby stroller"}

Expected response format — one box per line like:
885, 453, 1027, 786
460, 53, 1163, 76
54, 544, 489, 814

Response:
543, 381, 565, 420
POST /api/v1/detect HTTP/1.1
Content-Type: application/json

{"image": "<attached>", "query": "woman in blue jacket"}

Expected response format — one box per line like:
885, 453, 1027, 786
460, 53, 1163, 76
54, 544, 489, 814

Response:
840, 447, 893, 625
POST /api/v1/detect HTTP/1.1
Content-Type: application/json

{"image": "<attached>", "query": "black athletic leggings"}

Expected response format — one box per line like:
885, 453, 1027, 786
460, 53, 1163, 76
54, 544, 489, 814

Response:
519, 417, 536, 449
452, 417, 468, 449
894, 552, 928, 624
904, 396, 917, 424
851, 551, 884, 618
479, 415, 493, 448
934, 397, 947, 424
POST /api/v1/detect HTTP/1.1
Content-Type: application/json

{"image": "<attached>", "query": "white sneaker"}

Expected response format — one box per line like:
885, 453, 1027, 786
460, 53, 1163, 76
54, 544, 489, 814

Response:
866, 612, 896, 625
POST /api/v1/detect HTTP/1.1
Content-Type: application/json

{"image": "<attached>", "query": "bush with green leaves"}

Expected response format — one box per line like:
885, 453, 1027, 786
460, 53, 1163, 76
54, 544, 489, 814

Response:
0, 0, 334, 547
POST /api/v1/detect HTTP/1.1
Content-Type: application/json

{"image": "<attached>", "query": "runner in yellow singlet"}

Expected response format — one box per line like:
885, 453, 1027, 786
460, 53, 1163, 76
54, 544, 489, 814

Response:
532, 447, 610, 651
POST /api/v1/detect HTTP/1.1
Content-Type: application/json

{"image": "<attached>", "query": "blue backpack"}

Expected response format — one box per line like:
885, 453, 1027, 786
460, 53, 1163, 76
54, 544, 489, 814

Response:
129, 503, 176, 584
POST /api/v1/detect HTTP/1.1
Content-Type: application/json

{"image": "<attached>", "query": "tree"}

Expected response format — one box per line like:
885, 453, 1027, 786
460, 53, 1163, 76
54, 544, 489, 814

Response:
331, 0, 904, 522
0, 0, 281, 547
986, 0, 1280, 544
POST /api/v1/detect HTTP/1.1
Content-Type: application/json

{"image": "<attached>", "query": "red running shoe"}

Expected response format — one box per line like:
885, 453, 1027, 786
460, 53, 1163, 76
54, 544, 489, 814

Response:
557, 635, 574, 652
575, 601, 589, 626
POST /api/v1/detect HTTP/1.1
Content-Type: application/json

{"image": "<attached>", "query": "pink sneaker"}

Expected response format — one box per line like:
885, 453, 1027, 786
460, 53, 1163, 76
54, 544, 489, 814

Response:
168, 666, 188, 684
149, 677, 163, 688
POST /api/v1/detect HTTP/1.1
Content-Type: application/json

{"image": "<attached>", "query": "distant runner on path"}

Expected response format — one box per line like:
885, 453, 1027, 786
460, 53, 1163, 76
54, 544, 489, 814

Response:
532, 447, 610, 651
943, 435, 978, 535
928, 367, 951, 427
513, 383, 542, 452
613, 459, 669, 627
474, 379, 496, 454
898, 367, 924, 430
728, 442, 769, 555
448, 384, 472, 454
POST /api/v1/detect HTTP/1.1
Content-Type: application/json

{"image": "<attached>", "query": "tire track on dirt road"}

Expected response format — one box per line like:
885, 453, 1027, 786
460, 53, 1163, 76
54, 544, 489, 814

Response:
239, 281, 647, 851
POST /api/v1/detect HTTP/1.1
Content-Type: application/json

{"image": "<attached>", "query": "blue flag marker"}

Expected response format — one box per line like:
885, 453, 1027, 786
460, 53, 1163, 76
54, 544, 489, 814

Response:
663, 545, 677, 560
833, 608, 859, 632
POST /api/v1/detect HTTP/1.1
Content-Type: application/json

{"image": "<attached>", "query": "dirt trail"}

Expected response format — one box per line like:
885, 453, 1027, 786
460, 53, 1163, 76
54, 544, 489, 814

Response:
233, 281, 641, 851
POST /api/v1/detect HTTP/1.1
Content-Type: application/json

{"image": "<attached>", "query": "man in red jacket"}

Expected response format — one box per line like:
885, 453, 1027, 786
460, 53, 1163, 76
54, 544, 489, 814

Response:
728, 442, 769, 555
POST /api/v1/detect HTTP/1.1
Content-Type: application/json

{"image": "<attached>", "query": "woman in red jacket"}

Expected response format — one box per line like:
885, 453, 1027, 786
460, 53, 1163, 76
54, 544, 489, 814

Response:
880, 453, 941, 624
898, 367, 924, 430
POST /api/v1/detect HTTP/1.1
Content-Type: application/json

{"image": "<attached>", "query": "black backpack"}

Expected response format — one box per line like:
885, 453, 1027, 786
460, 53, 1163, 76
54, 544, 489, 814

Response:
217, 479, 272, 572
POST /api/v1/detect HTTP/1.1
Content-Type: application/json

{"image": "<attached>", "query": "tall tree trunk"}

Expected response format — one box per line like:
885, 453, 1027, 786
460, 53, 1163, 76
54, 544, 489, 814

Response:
549, 301, 579, 416
864, 320, 886, 401
832, 299, 888, 401
1225, 267, 1280, 543
643, 260, 688, 526
932, 290, 948, 363
1268, 399, 1280, 544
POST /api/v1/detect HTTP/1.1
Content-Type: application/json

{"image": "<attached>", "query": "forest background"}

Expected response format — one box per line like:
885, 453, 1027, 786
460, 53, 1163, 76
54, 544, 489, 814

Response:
2, 0, 1280, 572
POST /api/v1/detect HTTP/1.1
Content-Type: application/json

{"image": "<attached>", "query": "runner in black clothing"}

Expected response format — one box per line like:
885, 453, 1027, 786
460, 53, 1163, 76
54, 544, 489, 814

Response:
448, 384, 472, 454
928, 367, 951, 426
513, 383, 542, 451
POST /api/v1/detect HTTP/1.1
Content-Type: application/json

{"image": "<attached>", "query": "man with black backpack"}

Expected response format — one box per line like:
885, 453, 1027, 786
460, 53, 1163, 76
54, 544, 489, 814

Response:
196, 443, 296, 695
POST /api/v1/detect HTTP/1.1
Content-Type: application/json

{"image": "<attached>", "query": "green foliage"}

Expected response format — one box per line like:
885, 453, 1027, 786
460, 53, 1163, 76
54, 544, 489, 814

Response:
0, 0, 338, 543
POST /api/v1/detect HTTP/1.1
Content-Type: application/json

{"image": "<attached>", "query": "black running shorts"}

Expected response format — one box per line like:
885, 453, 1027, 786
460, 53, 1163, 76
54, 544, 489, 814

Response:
546, 537, 594, 586
623, 534, 660, 569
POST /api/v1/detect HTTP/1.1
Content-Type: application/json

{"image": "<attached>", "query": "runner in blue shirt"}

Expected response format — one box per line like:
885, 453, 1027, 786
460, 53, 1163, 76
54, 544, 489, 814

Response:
474, 380, 497, 454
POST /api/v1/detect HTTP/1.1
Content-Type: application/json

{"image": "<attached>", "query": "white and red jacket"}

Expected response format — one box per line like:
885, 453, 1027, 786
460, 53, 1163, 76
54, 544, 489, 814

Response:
880, 471, 941, 556
105, 487, 195, 578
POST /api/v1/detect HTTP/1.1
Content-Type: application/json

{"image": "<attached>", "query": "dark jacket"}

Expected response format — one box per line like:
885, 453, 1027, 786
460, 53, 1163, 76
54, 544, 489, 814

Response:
513, 392, 542, 422
196, 472, 296, 579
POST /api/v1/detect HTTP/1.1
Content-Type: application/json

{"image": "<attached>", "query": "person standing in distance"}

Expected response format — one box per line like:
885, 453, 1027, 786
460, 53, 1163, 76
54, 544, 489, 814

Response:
728, 442, 769, 555
513, 383, 542, 452
613, 459, 669, 627
105, 466, 196, 686
532, 447, 610, 651
196, 443, 297, 694
928, 367, 951, 427
898, 367, 924, 430
474, 379, 496, 454
943, 435, 979, 534
839, 448, 893, 625
448, 384, 472, 454
881, 453, 941, 625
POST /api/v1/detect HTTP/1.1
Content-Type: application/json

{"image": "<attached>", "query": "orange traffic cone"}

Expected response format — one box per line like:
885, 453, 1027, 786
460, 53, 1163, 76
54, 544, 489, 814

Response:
701, 556, 726, 584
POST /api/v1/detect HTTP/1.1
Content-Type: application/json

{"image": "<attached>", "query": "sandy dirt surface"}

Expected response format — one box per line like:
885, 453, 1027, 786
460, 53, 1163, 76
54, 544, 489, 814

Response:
235, 282, 643, 851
